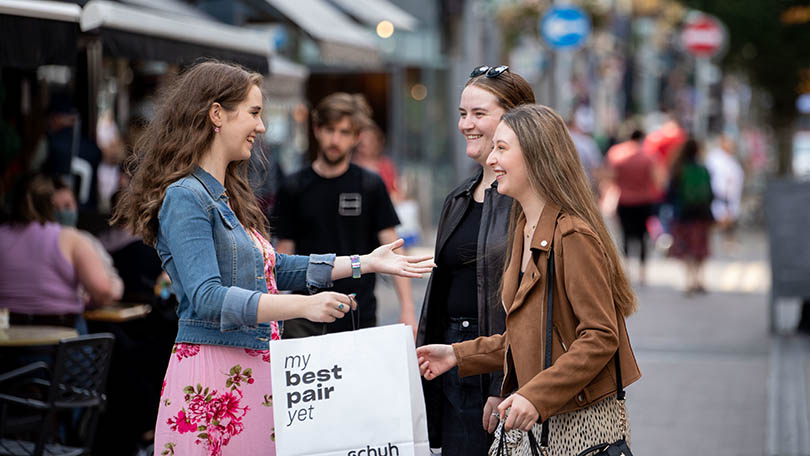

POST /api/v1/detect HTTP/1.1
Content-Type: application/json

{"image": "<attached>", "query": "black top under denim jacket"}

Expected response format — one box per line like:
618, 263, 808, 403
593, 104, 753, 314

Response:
416, 169, 513, 448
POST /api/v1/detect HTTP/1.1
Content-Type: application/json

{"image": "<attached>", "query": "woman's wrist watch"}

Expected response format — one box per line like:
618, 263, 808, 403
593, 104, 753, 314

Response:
350, 254, 361, 279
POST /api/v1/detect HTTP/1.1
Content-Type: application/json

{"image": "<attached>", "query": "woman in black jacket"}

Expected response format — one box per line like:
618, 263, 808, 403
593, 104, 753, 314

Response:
415, 66, 535, 455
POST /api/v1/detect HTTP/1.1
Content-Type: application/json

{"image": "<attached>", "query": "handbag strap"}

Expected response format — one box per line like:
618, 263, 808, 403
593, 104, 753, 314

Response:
614, 350, 625, 400
539, 246, 555, 451
539, 245, 629, 448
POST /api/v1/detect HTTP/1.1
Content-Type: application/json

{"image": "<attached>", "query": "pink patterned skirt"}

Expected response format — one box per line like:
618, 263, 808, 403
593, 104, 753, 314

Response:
154, 343, 276, 456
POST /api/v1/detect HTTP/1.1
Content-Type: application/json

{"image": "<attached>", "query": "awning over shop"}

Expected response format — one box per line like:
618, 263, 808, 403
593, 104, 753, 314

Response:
271, 55, 309, 80
118, 0, 214, 21
263, 0, 380, 67
265, 54, 308, 101
80, 0, 272, 73
0, 0, 81, 68
329, 0, 418, 31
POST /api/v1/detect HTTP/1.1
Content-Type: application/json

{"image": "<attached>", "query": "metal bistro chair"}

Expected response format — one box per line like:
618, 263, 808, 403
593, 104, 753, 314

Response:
0, 333, 115, 456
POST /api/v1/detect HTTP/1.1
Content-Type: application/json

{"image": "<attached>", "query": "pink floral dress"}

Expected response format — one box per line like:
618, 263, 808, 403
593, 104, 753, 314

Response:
154, 231, 281, 456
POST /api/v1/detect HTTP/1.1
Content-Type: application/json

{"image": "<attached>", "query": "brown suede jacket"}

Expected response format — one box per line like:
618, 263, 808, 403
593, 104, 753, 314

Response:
452, 203, 641, 421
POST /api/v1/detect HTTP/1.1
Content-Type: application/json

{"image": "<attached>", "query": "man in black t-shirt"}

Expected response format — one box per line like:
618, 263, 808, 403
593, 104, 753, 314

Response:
272, 93, 416, 337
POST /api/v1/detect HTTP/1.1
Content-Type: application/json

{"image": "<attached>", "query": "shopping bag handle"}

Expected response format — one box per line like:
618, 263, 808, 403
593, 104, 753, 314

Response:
495, 422, 544, 456
319, 293, 359, 335
349, 300, 359, 330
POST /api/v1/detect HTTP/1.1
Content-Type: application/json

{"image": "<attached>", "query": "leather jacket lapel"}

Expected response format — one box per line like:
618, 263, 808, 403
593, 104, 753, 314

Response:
501, 215, 523, 314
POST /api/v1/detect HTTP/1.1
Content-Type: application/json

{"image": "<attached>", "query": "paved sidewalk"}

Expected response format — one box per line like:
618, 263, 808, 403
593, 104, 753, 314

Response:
626, 285, 769, 455
768, 333, 810, 455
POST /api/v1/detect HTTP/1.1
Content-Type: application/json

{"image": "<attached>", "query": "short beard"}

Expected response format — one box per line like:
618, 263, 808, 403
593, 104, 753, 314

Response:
320, 149, 349, 166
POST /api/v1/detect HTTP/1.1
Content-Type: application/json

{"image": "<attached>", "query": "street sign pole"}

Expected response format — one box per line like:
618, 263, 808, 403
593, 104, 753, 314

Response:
548, 49, 557, 110
540, 5, 590, 113
681, 12, 727, 139
546, 0, 558, 111
694, 57, 710, 139
550, 0, 560, 112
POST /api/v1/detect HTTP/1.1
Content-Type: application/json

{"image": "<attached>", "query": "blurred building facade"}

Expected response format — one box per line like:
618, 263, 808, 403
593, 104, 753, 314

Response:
0, 0, 783, 232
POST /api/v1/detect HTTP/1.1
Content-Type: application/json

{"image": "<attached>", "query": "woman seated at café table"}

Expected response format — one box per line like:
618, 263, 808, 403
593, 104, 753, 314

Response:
0, 174, 123, 334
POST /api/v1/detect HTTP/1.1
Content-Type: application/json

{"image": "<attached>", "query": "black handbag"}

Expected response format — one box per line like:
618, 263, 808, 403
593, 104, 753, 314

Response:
495, 245, 634, 456
576, 438, 632, 456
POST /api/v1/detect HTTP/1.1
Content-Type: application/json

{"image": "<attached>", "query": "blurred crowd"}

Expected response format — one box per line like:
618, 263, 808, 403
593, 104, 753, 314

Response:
568, 106, 745, 296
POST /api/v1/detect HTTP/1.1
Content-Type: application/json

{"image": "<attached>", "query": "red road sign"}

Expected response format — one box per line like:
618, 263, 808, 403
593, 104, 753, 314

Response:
681, 14, 725, 58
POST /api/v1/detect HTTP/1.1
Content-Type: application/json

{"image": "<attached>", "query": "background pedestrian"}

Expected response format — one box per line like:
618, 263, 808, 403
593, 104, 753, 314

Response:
667, 137, 714, 295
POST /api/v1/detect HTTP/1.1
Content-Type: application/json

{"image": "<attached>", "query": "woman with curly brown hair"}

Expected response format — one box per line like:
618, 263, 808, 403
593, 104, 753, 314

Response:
112, 61, 433, 455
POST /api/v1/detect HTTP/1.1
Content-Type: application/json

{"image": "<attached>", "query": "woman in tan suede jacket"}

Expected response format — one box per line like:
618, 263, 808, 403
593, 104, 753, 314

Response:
417, 104, 641, 455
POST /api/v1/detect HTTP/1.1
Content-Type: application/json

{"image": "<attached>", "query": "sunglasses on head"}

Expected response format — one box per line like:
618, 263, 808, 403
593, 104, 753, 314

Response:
469, 65, 509, 78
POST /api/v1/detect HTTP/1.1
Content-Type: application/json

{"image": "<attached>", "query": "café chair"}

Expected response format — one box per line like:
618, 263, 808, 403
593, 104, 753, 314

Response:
0, 333, 115, 456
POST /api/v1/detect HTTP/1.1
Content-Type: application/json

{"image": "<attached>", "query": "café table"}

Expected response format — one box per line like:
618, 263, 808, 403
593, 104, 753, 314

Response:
84, 302, 151, 323
0, 325, 78, 347
0, 325, 79, 377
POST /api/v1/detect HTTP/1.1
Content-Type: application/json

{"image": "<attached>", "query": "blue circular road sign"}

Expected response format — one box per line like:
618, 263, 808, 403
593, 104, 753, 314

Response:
540, 6, 591, 49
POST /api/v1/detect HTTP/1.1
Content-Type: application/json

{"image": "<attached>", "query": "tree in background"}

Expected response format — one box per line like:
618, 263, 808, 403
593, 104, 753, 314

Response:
680, 0, 810, 175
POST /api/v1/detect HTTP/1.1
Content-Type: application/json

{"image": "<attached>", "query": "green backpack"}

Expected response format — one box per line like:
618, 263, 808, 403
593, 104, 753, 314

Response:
678, 163, 713, 208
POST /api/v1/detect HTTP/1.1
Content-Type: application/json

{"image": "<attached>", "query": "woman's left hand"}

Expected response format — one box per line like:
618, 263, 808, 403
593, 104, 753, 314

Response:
365, 239, 435, 278
483, 396, 505, 433
497, 393, 539, 432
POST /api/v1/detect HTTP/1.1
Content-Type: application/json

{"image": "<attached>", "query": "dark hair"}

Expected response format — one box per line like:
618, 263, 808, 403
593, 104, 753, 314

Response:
311, 92, 372, 133
8, 174, 56, 225
465, 71, 536, 110
111, 60, 267, 245
52, 176, 72, 193
671, 137, 701, 180
679, 137, 700, 162
500, 104, 637, 317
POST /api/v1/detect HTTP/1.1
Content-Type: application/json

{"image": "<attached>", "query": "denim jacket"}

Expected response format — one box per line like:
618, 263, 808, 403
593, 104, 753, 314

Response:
156, 168, 336, 350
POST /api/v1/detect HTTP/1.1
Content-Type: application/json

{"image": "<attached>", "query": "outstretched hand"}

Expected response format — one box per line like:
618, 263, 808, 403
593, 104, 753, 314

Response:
367, 239, 435, 278
416, 344, 456, 380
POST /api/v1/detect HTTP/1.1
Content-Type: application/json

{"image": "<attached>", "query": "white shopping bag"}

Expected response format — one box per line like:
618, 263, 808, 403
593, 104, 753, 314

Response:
270, 324, 429, 456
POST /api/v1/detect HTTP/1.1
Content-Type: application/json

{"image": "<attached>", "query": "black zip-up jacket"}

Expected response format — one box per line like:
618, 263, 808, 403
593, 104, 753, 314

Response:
416, 169, 513, 448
